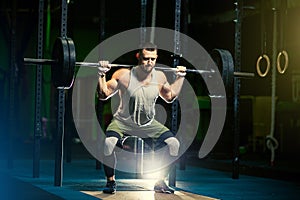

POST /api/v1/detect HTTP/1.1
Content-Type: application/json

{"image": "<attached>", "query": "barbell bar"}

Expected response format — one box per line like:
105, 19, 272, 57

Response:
23, 37, 255, 89
24, 57, 214, 74
24, 58, 253, 78
24, 58, 134, 68
24, 57, 253, 76
155, 67, 254, 78
233, 71, 255, 78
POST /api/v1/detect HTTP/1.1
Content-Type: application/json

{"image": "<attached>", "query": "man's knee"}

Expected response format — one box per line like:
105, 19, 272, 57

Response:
164, 137, 180, 156
104, 137, 118, 156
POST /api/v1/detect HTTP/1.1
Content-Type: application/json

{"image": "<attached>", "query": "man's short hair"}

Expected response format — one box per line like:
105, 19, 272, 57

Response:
139, 42, 157, 53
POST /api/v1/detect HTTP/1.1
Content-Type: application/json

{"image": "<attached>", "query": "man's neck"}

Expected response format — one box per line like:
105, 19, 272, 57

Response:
135, 66, 153, 82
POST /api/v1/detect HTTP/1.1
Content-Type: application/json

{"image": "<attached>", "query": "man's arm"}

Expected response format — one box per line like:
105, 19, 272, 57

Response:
97, 60, 118, 100
98, 68, 130, 100
159, 66, 186, 102
98, 74, 118, 100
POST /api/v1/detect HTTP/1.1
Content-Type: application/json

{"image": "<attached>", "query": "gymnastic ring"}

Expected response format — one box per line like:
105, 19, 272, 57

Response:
256, 54, 271, 77
277, 50, 289, 74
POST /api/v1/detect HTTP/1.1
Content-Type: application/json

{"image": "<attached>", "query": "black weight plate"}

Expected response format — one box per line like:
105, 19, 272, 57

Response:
211, 49, 234, 96
66, 37, 76, 87
52, 37, 70, 88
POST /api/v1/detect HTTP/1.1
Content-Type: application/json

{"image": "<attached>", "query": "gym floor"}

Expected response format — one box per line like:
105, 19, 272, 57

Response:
1, 140, 300, 200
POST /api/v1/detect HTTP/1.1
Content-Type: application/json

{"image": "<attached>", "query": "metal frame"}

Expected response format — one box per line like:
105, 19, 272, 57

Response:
7, 0, 17, 170
33, 0, 44, 179
54, 0, 69, 187
232, 0, 243, 179
169, 0, 182, 187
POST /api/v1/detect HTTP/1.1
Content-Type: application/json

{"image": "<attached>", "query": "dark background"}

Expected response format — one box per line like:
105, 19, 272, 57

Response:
0, 0, 300, 171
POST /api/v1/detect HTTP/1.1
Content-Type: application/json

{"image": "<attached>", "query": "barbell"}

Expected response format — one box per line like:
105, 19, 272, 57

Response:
23, 58, 213, 73
23, 37, 254, 89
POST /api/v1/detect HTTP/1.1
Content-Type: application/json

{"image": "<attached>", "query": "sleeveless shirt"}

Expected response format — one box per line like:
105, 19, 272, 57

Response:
114, 66, 159, 127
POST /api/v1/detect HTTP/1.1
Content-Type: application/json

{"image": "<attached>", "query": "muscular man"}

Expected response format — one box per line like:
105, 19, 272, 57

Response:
97, 42, 186, 194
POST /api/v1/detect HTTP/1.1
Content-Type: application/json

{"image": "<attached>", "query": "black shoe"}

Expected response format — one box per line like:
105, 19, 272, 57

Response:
103, 180, 116, 194
154, 180, 175, 194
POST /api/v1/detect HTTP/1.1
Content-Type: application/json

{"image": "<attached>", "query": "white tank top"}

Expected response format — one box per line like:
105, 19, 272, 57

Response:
114, 66, 159, 126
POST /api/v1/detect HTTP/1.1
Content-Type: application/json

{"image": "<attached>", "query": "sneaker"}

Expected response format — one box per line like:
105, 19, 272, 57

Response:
103, 180, 116, 194
154, 180, 175, 194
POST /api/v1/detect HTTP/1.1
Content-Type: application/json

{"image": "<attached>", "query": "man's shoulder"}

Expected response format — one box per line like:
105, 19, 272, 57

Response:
112, 68, 131, 85
114, 68, 131, 77
154, 70, 167, 81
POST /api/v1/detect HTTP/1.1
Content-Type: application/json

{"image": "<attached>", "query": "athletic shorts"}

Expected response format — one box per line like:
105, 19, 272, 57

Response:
106, 118, 171, 139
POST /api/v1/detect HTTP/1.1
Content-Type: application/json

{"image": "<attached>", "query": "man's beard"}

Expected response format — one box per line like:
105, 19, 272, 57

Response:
140, 64, 154, 73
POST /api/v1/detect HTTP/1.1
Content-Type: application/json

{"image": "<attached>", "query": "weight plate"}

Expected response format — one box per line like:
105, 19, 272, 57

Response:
66, 37, 76, 87
52, 37, 75, 88
211, 49, 234, 96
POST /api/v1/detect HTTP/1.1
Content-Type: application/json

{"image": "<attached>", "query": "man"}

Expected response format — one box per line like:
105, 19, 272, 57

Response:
97, 42, 186, 194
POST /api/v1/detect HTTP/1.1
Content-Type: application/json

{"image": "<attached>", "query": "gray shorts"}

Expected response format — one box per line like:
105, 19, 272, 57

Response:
106, 118, 170, 139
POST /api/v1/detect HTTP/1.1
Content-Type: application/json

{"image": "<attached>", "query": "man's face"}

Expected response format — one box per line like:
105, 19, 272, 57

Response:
139, 49, 158, 73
